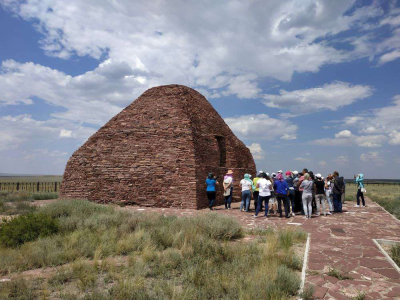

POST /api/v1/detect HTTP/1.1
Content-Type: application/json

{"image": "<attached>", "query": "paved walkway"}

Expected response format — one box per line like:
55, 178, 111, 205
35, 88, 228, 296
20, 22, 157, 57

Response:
121, 197, 400, 299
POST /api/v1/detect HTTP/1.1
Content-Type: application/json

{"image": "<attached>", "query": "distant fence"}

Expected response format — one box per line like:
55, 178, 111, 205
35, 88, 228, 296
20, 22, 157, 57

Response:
0, 182, 61, 193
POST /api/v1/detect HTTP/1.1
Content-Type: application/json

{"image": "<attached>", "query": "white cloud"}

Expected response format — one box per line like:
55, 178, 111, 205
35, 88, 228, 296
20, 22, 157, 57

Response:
334, 156, 349, 164
0, 0, 393, 104
59, 129, 72, 138
281, 134, 297, 140
312, 130, 387, 148
0, 114, 95, 151
319, 161, 327, 166
224, 114, 298, 140
247, 143, 265, 160
339, 95, 400, 146
262, 81, 373, 115
335, 130, 353, 138
295, 157, 310, 163
378, 50, 400, 65
360, 151, 384, 165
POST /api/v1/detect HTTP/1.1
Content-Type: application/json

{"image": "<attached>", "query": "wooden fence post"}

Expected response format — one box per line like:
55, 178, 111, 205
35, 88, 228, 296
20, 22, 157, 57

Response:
37, 181, 40, 192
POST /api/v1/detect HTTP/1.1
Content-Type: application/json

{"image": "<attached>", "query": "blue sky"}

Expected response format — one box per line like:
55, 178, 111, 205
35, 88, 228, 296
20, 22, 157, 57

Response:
1, 0, 400, 178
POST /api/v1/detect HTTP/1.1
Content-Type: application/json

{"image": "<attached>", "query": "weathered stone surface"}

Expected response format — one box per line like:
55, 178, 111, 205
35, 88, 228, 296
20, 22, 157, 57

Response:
60, 85, 256, 209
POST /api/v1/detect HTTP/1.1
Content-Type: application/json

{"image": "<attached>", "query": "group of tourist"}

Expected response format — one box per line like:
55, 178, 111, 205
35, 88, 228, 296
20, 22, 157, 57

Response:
205, 169, 366, 219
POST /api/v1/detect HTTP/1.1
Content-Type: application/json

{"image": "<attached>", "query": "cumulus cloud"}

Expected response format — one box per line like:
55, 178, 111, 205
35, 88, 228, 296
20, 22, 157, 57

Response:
224, 114, 298, 140
247, 143, 265, 160
339, 95, 400, 146
59, 129, 72, 138
0, 114, 95, 151
335, 130, 353, 138
360, 151, 384, 165
0, 0, 394, 99
311, 130, 388, 148
262, 81, 373, 115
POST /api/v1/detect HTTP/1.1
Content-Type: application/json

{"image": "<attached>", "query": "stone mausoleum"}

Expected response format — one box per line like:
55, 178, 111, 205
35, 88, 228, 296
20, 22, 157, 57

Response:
60, 85, 256, 209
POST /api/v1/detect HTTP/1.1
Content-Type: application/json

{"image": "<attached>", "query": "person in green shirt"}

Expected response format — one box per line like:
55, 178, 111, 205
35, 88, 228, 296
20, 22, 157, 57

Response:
252, 171, 263, 211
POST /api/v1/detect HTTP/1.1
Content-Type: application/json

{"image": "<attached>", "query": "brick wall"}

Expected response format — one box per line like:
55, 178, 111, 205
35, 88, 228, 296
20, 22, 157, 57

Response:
60, 85, 256, 209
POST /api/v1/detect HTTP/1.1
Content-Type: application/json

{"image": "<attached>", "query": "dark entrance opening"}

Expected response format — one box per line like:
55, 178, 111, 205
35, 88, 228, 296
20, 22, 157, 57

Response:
215, 136, 226, 167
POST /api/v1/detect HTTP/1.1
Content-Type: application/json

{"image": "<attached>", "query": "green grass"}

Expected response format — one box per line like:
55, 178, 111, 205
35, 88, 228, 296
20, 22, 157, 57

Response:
0, 192, 58, 216
390, 243, 400, 267
0, 200, 306, 299
345, 184, 400, 219
327, 267, 353, 280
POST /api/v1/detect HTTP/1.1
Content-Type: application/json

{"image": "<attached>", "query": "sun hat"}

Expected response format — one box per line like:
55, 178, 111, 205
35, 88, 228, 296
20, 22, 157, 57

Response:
292, 170, 298, 175
316, 173, 322, 178
278, 170, 283, 174
227, 170, 233, 175
285, 171, 292, 176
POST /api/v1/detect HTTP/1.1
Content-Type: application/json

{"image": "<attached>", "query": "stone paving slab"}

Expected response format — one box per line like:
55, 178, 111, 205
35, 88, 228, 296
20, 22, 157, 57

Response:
119, 197, 400, 299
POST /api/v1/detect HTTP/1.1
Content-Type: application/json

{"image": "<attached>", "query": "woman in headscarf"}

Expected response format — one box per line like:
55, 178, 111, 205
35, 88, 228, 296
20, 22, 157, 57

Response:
354, 173, 366, 207
223, 170, 234, 209
274, 173, 290, 218
206, 173, 219, 210
239, 173, 253, 212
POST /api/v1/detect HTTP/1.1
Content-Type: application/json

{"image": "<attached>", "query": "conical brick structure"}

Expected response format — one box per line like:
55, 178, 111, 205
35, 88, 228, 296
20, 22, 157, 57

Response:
60, 85, 256, 209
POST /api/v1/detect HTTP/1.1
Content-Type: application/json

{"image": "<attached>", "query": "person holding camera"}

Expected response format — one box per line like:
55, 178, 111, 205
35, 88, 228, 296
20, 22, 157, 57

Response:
354, 173, 366, 207
206, 173, 219, 210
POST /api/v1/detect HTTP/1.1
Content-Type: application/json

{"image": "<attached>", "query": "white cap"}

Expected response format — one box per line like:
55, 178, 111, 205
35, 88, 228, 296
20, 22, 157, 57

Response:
278, 170, 283, 173
293, 171, 298, 175
272, 173, 276, 177
258, 170, 263, 174
316, 173, 322, 178
266, 172, 270, 176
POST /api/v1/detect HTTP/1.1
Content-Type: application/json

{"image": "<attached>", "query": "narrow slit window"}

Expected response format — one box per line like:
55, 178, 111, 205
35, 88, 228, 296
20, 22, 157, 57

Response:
215, 136, 226, 167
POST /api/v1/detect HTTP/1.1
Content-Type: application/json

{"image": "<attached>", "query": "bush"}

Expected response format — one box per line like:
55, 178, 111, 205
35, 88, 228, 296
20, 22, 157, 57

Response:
32, 192, 59, 200
0, 212, 59, 247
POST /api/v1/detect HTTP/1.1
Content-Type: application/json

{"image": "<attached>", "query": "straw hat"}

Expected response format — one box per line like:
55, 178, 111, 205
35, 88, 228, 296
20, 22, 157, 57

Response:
226, 170, 234, 175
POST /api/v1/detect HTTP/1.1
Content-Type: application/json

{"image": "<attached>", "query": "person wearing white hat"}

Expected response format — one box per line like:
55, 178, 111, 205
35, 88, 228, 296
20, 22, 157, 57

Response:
314, 173, 327, 216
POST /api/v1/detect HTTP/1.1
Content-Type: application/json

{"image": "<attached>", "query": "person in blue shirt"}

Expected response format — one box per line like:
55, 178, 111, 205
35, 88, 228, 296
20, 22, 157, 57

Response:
206, 173, 219, 210
274, 173, 290, 218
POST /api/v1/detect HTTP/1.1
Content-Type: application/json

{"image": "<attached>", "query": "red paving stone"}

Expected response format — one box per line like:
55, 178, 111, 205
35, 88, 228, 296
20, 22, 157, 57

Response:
33, 196, 399, 299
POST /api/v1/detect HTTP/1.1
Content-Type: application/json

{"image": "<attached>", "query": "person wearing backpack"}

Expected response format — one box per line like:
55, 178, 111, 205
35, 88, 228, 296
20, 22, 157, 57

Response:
332, 171, 344, 213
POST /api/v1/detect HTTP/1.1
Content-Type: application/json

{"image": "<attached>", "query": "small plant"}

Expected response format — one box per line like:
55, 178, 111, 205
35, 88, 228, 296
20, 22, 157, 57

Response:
0, 212, 59, 247
300, 284, 315, 300
390, 243, 400, 267
327, 267, 353, 280
352, 291, 366, 300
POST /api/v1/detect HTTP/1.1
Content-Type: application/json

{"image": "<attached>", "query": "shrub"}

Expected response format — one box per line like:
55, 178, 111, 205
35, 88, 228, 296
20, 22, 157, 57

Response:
327, 267, 353, 280
32, 192, 59, 200
0, 212, 59, 247
274, 265, 301, 296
